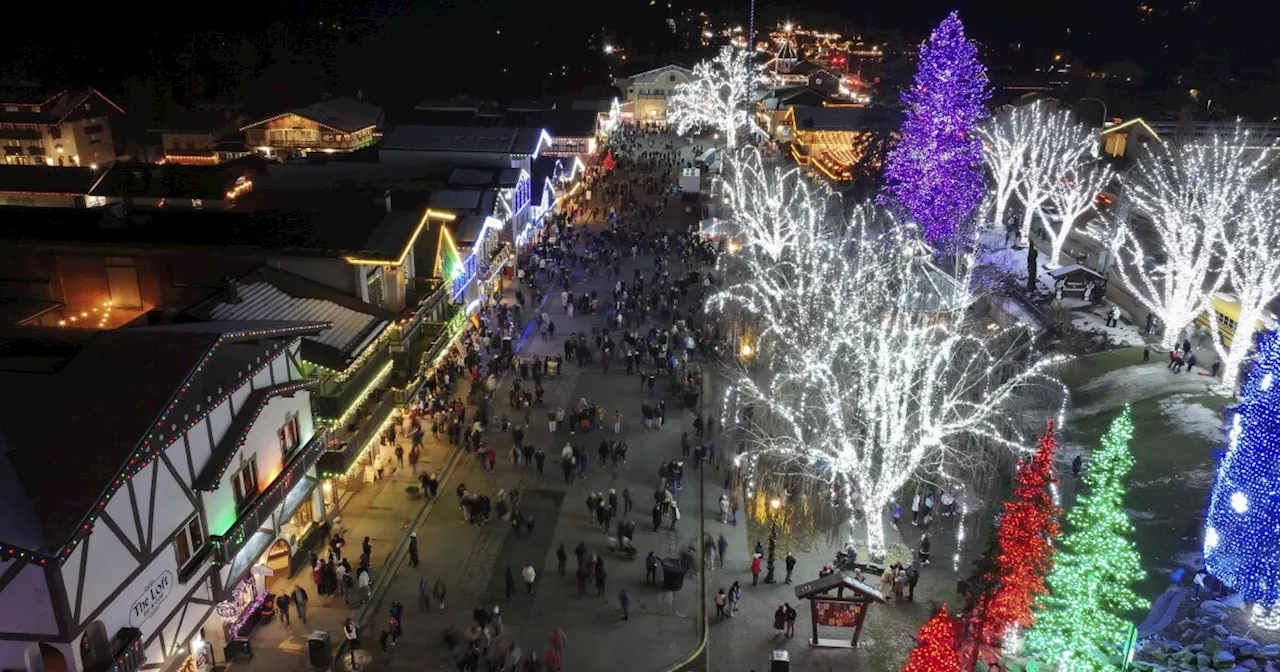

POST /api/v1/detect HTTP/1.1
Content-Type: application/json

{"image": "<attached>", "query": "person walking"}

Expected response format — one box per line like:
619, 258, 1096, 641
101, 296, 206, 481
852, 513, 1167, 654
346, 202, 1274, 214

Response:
751, 554, 762, 586
408, 533, 419, 568
715, 589, 728, 620
275, 593, 292, 625
784, 603, 798, 637
343, 618, 360, 668
618, 589, 632, 621
773, 605, 786, 638
432, 578, 447, 610
729, 581, 742, 616
292, 585, 309, 624
522, 565, 537, 594
556, 544, 568, 576
645, 552, 659, 585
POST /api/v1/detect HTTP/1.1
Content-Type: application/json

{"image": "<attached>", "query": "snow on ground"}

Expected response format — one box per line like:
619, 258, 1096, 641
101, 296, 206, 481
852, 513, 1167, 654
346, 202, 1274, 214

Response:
1071, 309, 1147, 347
974, 230, 1059, 293
1073, 362, 1214, 418
1157, 395, 1227, 445
1130, 467, 1217, 492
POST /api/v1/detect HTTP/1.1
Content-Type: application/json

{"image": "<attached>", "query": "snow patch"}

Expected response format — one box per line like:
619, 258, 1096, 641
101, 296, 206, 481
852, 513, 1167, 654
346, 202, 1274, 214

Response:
1070, 310, 1146, 348
1156, 395, 1226, 445
1125, 508, 1164, 522
1130, 468, 1217, 492
1073, 363, 1214, 418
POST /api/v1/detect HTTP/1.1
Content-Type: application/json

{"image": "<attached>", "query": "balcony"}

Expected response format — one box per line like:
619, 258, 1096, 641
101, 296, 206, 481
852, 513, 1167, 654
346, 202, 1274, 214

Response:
211, 430, 329, 566
316, 385, 398, 479
85, 628, 144, 672
311, 345, 394, 424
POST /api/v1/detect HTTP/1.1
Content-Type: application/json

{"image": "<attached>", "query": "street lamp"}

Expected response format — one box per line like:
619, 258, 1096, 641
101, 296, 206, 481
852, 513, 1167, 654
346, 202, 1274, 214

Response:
764, 497, 781, 583
740, 341, 753, 359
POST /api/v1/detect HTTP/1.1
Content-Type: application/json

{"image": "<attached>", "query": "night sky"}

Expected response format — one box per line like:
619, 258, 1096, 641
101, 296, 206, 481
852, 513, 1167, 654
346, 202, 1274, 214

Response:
2, 0, 1277, 117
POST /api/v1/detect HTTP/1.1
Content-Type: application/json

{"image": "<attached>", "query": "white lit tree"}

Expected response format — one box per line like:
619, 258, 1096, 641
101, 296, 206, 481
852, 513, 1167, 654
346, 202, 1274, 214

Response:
713, 148, 1062, 559
668, 45, 759, 149
1043, 158, 1114, 265
1210, 178, 1280, 391
1012, 105, 1097, 250
979, 101, 1041, 239
1116, 124, 1269, 350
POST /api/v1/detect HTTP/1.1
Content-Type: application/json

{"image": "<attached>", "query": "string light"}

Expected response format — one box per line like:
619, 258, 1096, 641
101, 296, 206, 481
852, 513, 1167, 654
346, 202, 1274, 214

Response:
1028, 407, 1147, 672
880, 11, 990, 251
903, 605, 963, 672
319, 360, 394, 427
712, 147, 1064, 559
1204, 176, 1280, 391
668, 45, 760, 149
977, 420, 1062, 648
1205, 331, 1280, 613
1115, 122, 1271, 351
195, 379, 317, 491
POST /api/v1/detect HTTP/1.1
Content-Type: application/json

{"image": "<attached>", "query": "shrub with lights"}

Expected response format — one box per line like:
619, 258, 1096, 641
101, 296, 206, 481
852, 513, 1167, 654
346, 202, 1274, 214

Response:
1027, 407, 1147, 672
1204, 330, 1280, 624
904, 604, 964, 672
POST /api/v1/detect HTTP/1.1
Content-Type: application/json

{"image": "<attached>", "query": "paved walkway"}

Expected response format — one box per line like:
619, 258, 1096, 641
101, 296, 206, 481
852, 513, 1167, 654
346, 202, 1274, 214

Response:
357, 134, 710, 672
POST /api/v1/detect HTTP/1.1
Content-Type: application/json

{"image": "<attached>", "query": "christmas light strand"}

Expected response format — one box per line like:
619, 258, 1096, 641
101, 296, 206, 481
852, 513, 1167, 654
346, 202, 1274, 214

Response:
668, 45, 760, 149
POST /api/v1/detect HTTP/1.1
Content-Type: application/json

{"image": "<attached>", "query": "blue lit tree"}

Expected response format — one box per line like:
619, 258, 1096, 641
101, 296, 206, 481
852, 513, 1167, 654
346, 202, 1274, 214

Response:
880, 11, 990, 253
1205, 330, 1280, 611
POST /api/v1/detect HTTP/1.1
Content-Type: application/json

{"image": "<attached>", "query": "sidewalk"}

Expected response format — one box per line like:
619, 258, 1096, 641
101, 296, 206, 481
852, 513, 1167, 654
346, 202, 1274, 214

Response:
229, 365, 478, 672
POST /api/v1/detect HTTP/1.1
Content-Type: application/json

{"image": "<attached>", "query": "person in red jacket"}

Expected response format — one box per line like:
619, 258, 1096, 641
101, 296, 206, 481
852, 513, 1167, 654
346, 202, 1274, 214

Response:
751, 553, 763, 586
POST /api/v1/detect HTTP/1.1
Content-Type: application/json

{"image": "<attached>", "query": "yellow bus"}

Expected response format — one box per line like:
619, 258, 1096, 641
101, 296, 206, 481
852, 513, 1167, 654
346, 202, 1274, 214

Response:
1195, 293, 1277, 348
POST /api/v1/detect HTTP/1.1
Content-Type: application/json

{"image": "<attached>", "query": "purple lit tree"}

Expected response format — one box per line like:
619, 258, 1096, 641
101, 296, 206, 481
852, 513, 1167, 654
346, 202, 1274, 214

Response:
880, 11, 991, 253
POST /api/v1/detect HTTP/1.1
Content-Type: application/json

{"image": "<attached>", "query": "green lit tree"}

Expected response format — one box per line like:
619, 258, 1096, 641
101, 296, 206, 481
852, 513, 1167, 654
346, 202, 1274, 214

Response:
1027, 407, 1147, 672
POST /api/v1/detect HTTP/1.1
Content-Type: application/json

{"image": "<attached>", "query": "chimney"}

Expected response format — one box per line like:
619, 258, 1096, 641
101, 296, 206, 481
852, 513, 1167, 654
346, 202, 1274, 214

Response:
384, 189, 392, 212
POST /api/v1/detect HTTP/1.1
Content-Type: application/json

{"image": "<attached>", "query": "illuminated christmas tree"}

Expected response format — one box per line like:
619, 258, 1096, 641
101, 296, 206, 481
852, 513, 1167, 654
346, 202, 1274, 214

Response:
1204, 330, 1280, 613
1027, 407, 1147, 672
880, 11, 991, 252
904, 605, 963, 672
979, 420, 1062, 646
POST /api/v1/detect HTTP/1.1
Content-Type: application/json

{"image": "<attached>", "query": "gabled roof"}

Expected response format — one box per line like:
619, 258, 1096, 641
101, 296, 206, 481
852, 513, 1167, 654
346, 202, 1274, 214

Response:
242, 97, 384, 134
0, 88, 125, 126
0, 322, 326, 554
790, 105, 895, 131
532, 109, 600, 138
0, 165, 102, 196
188, 266, 396, 368
624, 64, 695, 84
777, 38, 799, 62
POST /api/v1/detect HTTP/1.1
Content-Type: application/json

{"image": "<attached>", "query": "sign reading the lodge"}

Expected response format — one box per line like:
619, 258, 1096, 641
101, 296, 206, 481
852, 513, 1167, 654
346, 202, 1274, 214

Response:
129, 570, 174, 628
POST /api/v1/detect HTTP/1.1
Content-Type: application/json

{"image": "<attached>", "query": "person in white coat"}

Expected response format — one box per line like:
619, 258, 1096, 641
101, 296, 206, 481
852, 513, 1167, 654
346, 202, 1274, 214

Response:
911, 493, 922, 526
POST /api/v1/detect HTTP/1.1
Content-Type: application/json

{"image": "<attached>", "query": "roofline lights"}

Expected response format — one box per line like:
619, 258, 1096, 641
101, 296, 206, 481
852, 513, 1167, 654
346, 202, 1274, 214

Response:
344, 208, 457, 266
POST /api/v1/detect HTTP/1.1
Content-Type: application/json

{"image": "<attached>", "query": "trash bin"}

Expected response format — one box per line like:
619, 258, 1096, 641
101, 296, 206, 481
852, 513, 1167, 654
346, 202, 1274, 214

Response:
308, 631, 332, 667
771, 649, 790, 672
661, 558, 687, 591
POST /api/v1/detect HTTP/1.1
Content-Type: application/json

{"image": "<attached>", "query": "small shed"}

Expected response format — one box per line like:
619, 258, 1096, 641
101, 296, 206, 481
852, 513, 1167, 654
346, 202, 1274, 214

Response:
793, 571, 887, 648
1047, 264, 1107, 303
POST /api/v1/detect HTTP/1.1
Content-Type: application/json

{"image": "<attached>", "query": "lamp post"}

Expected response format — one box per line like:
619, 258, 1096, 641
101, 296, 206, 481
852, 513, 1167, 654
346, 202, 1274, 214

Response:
764, 497, 781, 583
1078, 97, 1108, 127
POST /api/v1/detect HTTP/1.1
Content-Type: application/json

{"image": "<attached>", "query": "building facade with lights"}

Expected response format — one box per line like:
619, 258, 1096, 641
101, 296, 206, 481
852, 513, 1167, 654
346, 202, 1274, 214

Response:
0, 86, 129, 168
0, 321, 333, 672
613, 65, 695, 128
241, 98, 384, 159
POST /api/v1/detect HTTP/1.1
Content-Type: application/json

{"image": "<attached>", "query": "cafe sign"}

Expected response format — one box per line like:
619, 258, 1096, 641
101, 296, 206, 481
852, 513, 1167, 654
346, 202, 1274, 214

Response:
129, 571, 174, 628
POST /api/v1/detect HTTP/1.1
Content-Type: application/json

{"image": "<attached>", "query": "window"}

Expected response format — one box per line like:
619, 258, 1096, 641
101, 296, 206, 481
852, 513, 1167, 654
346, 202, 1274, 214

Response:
174, 515, 204, 568
232, 459, 259, 507
669, 74, 677, 82
365, 267, 385, 308
278, 412, 301, 453
191, 199, 203, 210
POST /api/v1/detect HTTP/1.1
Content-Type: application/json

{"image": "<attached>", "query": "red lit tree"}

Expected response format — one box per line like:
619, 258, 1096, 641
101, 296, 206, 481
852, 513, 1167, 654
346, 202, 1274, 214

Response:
974, 420, 1063, 649
904, 605, 963, 672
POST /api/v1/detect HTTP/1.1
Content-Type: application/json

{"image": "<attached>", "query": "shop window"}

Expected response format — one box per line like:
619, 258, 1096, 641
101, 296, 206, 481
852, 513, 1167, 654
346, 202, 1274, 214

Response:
174, 515, 205, 568
278, 411, 300, 454
232, 459, 259, 508
290, 497, 315, 533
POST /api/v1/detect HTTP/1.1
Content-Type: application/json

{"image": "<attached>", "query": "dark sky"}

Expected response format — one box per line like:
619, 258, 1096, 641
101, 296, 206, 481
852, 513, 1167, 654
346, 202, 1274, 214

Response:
2, 0, 1277, 112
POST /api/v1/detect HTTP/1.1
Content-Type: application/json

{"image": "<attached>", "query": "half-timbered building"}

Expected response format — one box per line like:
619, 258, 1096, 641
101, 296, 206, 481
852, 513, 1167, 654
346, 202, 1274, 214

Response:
0, 320, 333, 672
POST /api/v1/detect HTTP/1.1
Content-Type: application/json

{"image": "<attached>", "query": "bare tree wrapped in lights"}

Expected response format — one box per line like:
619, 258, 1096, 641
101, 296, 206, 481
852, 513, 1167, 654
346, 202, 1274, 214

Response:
1115, 123, 1271, 351
1210, 176, 1280, 391
1006, 105, 1103, 253
668, 45, 759, 149
978, 101, 1041, 239
712, 148, 1063, 560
